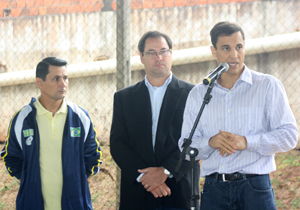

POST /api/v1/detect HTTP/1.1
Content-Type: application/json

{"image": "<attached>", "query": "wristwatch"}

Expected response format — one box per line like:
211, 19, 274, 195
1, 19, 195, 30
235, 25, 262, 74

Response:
162, 167, 170, 176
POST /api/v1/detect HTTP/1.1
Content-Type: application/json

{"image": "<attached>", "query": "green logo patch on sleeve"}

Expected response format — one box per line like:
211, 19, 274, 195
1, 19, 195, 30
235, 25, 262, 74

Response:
23, 129, 34, 137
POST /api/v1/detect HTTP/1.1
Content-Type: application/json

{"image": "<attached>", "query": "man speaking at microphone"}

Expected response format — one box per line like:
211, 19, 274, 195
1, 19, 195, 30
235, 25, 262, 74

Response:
178, 21, 298, 210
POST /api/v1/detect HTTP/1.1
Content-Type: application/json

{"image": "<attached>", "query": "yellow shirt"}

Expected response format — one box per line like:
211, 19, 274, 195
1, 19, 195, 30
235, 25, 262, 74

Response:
34, 98, 68, 210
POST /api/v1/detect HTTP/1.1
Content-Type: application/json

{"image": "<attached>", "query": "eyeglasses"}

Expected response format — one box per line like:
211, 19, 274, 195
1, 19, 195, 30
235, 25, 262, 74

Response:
142, 49, 172, 58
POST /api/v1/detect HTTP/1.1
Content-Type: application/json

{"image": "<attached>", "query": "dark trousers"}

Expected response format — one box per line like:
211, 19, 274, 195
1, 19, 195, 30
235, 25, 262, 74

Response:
154, 207, 189, 210
200, 174, 277, 210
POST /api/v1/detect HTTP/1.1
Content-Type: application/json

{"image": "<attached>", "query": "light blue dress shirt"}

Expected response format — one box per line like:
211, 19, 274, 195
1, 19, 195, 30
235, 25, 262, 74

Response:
136, 73, 172, 182
179, 65, 298, 177
145, 73, 172, 151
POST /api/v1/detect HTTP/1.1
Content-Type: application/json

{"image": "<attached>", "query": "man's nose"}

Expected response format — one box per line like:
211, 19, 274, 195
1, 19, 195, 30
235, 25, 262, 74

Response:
155, 53, 163, 60
230, 49, 238, 58
60, 79, 68, 87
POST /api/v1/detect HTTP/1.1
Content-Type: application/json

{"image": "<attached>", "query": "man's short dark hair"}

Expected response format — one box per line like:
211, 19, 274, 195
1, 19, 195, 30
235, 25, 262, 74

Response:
210, 21, 245, 49
138, 31, 172, 53
36, 57, 67, 81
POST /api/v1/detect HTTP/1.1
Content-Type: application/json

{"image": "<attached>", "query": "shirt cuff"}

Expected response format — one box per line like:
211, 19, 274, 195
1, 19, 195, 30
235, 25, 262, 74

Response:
198, 137, 215, 159
244, 134, 260, 152
136, 172, 173, 183
136, 173, 144, 182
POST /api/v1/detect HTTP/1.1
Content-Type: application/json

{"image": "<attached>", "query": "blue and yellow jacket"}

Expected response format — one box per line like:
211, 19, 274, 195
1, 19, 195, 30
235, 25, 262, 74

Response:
1, 98, 102, 210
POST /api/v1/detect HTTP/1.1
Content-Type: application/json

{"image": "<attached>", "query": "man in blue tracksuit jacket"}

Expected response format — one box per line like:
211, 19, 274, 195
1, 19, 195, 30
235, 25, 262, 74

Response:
1, 57, 102, 210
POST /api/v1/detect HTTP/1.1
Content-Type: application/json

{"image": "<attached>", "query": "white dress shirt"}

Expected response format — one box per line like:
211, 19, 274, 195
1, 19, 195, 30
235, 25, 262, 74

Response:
179, 65, 298, 177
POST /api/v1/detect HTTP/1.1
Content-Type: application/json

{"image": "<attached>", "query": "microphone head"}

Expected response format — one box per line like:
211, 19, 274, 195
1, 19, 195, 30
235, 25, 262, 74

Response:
203, 78, 210, 85
202, 62, 229, 85
220, 62, 229, 72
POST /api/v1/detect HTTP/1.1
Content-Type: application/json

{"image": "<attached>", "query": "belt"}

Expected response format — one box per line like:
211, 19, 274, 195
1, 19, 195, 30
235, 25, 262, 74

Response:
207, 173, 258, 182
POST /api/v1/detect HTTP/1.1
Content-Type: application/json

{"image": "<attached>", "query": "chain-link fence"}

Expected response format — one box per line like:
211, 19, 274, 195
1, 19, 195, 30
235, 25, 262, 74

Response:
0, 0, 299, 209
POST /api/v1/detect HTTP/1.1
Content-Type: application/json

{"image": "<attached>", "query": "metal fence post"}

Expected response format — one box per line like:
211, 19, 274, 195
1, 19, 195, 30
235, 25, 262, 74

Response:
116, 0, 131, 91
116, 0, 131, 209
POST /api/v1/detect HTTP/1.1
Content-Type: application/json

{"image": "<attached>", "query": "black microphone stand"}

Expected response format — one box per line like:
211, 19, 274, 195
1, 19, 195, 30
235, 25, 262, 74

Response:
175, 77, 217, 210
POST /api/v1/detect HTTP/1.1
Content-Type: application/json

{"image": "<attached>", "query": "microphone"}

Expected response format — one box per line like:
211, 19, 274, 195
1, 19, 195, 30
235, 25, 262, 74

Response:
203, 62, 229, 85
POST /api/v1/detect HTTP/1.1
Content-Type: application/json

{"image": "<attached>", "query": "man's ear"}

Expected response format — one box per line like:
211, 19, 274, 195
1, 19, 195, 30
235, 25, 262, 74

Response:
210, 46, 217, 58
139, 52, 144, 64
36, 78, 43, 88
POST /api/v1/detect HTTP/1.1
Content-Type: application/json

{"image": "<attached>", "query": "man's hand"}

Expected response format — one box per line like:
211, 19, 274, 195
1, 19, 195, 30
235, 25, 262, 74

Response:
209, 130, 238, 156
216, 130, 247, 156
138, 167, 168, 192
149, 183, 171, 198
234, 134, 247, 150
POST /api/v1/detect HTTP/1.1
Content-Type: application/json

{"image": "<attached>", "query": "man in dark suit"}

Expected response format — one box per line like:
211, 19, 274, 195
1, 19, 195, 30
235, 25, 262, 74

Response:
110, 31, 200, 210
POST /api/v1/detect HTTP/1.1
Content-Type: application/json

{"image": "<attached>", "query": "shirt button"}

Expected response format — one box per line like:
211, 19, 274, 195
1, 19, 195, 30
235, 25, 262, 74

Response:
227, 109, 230, 113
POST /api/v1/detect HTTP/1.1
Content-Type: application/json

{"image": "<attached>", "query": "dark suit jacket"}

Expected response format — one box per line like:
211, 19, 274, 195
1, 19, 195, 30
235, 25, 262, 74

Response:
110, 75, 200, 210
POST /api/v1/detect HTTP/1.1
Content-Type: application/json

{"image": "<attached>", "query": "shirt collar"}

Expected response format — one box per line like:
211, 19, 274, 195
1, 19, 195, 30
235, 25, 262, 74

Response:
238, 64, 253, 85
145, 72, 173, 88
34, 96, 68, 116
215, 64, 253, 88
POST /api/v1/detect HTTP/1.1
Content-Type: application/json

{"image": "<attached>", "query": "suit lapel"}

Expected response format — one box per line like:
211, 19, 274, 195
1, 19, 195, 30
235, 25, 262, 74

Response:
154, 76, 184, 159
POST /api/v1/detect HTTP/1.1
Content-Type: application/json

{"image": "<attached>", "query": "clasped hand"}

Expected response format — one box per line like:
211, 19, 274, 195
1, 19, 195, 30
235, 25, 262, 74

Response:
209, 130, 247, 157
138, 167, 171, 198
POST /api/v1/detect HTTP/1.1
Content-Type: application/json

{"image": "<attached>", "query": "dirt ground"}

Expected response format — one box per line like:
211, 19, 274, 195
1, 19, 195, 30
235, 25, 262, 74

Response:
0, 147, 299, 210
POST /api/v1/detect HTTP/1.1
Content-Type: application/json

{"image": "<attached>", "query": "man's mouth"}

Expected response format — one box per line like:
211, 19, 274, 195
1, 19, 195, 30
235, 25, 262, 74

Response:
155, 62, 164, 67
228, 62, 239, 67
